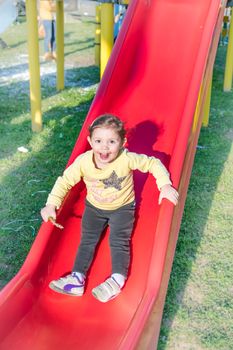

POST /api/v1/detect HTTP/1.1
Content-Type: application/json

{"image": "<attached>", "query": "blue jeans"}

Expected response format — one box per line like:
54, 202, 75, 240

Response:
42, 19, 56, 53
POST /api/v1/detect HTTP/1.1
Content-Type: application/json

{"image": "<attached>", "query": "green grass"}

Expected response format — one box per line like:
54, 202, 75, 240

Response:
1, 16, 233, 350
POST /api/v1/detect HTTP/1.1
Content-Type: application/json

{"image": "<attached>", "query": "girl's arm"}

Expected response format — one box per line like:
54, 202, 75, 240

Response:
40, 156, 83, 221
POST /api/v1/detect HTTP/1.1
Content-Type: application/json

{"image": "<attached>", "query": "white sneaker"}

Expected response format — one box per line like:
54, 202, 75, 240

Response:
92, 277, 121, 302
49, 272, 85, 296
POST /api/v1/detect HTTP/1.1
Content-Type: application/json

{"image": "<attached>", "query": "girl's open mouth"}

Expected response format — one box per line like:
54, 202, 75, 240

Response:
100, 153, 110, 160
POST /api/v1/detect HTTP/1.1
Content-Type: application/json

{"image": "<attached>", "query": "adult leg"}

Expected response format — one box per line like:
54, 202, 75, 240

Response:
51, 19, 56, 53
43, 20, 52, 54
73, 202, 108, 275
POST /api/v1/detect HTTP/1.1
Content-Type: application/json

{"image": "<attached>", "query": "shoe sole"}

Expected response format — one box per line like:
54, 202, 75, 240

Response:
49, 282, 84, 297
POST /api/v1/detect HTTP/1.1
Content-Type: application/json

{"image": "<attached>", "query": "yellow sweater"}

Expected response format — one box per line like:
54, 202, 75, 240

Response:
39, 0, 56, 20
46, 149, 172, 210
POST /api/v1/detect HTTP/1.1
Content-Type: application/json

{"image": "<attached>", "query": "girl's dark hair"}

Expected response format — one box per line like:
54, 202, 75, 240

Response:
89, 114, 126, 141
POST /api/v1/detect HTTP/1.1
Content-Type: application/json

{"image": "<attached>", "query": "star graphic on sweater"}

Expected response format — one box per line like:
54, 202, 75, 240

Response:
100, 171, 126, 191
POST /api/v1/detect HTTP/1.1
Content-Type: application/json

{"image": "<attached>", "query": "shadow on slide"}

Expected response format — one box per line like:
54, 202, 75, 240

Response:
0, 0, 226, 349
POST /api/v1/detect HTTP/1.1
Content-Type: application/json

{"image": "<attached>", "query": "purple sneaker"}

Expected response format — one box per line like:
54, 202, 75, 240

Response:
49, 272, 85, 296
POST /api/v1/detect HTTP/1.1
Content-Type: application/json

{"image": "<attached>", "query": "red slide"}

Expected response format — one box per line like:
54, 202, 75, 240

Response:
0, 1, 225, 349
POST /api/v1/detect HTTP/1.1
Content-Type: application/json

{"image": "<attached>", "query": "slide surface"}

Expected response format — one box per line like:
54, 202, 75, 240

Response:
0, 1, 224, 349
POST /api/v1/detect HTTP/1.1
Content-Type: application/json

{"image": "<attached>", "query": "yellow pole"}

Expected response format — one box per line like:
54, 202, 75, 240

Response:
223, 8, 233, 91
192, 85, 202, 134
202, 73, 212, 127
95, 5, 101, 66
56, 0, 64, 91
100, 3, 114, 78
25, 0, 42, 132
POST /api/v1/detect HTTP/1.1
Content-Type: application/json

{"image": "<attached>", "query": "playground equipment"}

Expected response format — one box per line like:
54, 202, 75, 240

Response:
95, 0, 129, 77
25, 0, 42, 133
24, 0, 65, 132
20, 0, 124, 131
0, 0, 227, 349
95, 4, 101, 66
224, 5, 233, 91
100, 2, 114, 78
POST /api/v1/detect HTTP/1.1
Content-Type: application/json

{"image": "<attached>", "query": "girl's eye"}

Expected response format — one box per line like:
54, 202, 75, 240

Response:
95, 140, 101, 143
110, 140, 116, 144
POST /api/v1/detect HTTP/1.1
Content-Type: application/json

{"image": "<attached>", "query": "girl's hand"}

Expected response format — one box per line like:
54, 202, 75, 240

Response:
159, 184, 179, 206
40, 204, 57, 222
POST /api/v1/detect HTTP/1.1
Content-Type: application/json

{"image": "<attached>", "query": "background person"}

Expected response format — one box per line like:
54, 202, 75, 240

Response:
39, 0, 56, 60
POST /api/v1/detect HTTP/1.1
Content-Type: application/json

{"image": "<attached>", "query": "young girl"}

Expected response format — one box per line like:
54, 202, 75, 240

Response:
41, 114, 179, 302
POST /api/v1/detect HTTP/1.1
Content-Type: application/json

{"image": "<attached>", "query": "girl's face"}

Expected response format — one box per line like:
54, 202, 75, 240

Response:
88, 127, 125, 168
